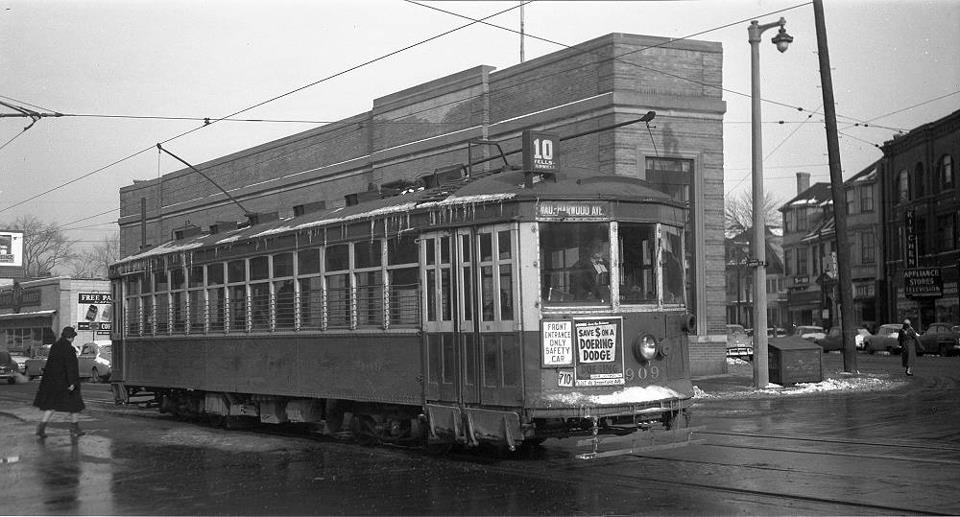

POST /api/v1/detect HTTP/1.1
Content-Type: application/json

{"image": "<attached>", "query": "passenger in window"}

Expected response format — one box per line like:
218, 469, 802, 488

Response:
573, 238, 610, 302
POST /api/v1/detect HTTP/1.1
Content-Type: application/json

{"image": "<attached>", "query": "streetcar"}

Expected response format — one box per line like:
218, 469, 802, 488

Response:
108, 132, 697, 457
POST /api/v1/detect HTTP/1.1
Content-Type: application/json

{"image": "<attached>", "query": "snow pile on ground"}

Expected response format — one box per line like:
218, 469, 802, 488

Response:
694, 372, 905, 400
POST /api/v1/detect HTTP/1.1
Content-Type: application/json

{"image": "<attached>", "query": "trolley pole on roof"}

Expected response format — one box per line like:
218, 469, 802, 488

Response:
156, 144, 255, 220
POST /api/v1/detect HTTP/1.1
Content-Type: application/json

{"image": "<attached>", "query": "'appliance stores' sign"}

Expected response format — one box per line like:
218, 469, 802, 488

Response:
904, 268, 942, 298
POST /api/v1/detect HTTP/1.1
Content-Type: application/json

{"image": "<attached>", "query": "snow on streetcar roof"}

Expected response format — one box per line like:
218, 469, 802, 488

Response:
113, 169, 675, 266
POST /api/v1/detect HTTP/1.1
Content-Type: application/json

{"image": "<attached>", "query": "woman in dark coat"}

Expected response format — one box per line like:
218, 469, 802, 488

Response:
898, 319, 919, 376
33, 326, 85, 438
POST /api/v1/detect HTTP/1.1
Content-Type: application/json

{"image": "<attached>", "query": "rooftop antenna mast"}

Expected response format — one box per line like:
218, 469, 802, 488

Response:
520, 2, 525, 62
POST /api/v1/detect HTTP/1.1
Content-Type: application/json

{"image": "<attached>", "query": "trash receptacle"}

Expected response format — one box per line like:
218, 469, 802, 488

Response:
768, 341, 822, 385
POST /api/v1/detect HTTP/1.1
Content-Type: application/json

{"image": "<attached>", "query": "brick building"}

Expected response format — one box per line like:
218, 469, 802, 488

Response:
880, 109, 960, 327
117, 33, 729, 374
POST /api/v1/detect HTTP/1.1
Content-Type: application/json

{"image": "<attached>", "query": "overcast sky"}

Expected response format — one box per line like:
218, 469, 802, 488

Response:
1, 0, 958, 249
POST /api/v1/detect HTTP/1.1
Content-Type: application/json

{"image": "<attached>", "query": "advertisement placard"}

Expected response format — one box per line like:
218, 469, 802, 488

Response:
573, 318, 624, 386
77, 292, 113, 331
0, 230, 24, 267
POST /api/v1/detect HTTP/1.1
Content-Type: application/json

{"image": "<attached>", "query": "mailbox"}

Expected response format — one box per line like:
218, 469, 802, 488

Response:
768, 341, 822, 385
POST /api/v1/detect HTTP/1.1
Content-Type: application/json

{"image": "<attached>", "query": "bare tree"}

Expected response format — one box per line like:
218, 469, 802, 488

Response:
68, 232, 120, 279
725, 190, 783, 234
9, 215, 76, 277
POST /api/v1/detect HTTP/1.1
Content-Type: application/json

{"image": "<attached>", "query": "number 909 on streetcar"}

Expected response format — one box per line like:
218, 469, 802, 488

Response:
109, 150, 697, 457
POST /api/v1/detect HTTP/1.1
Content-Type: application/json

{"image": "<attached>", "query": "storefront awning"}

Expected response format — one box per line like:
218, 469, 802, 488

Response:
0, 310, 56, 321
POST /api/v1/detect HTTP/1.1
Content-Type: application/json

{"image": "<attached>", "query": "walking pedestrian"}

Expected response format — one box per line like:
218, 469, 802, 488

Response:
898, 319, 920, 376
33, 326, 86, 438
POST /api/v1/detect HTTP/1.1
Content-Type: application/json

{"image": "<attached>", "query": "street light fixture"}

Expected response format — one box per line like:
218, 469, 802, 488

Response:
748, 17, 792, 388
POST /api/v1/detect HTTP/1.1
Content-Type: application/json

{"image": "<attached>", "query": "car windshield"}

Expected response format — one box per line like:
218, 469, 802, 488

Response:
798, 326, 822, 334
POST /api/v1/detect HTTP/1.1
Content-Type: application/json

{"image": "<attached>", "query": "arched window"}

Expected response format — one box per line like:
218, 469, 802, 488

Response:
914, 162, 925, 198
897, 169, 910, 202
939, 154, 953, 188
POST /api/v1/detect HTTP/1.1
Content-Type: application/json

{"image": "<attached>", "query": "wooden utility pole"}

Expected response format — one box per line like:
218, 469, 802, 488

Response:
813, 0, 857, 371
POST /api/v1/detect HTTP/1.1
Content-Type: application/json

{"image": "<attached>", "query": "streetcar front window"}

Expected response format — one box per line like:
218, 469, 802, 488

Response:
619, 223, 656, 304
540, 222, 610, 305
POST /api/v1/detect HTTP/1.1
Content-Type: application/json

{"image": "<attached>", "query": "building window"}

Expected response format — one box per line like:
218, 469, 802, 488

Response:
797, 248, 808, 275
860, 184, 874, 212
796, 207, 808, 232
939, 154, 954, 188
897, 170, 910, 203
936, 213, 956, 252
861, 232, 875, 264
914, 162, 925, 198
784, 249, 792, 276
845, 189, 856, 215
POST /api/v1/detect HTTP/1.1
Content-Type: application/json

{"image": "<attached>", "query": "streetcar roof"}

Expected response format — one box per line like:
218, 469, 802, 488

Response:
113, 169, 679, 268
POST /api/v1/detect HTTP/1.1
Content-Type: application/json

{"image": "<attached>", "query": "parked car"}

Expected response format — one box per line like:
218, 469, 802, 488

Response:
816, 327, 872, 352
9, 352, 28, 374
864, 324, 903, 355
767, 327, 788, 338
726, 324, 753, 361
0, 349, 26, 384
25, 343, 84, 380
795, 325, 825, 342
918, 322, 960, 357
25, 344, 52, 380
77, 341, 112, 382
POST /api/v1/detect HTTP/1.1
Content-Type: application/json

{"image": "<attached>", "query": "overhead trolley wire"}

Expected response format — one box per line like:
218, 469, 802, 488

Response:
10, 0, 909, 227
0, 2, 532, 217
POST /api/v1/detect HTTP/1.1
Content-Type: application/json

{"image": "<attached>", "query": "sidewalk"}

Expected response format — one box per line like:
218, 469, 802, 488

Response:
691, 351, 908, 400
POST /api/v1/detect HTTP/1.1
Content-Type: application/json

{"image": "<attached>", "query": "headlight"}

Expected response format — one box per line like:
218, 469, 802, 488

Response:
633, 334, 658, 362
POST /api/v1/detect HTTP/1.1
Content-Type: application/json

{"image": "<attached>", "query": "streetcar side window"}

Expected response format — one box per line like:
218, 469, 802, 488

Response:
661, 226, 685, 304
619, 223, 657, 304
171, 267, 187, 334
387, 235, 419, 327
125, 274, 143, 335
477, 227, 516, 321
540, 222, 610, 305
355, 241, 383, 328
154, 270, 170, 334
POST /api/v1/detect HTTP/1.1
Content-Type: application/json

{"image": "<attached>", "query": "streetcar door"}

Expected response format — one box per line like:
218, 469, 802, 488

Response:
456, 229, 479, 405
422, 232, 458, 403
473, 225, 523, 407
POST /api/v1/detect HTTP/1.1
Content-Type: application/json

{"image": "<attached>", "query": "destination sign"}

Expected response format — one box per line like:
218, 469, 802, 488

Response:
537, 201, 608, 220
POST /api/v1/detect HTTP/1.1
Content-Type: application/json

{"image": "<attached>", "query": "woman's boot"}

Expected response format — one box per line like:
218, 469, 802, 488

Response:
36, 422, 47, 438
69, 422, 85, 437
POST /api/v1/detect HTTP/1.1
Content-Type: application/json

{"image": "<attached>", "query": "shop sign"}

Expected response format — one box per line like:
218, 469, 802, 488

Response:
0, 283, 41, 311
904, 267, 942, 298
905, 210, 918, 268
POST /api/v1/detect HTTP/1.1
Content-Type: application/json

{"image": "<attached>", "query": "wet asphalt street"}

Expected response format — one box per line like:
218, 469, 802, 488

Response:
1, 349, 958, 515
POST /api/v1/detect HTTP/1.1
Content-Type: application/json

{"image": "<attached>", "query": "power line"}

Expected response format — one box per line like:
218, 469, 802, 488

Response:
0, 2, 531, 217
